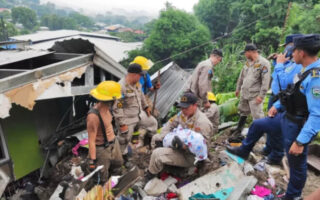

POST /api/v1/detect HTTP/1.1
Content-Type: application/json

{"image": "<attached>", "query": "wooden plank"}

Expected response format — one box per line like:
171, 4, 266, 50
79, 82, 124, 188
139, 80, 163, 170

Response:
307, 155, 320, 171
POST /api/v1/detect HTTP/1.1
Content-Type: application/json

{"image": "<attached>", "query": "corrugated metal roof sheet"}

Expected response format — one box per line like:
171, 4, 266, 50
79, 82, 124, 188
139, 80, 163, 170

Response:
25, 36, 142, 62
0, 49, 53, 66
148, 62, 191, 119
10, 30, 119, 44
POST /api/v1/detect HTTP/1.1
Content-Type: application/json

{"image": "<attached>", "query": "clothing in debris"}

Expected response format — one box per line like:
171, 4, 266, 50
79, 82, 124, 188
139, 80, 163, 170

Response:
236, 55, 271, 120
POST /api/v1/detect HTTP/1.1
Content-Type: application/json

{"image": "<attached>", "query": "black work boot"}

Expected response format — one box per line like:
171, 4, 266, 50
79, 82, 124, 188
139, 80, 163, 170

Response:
226, 146, 249, 159
133, 170, 156, 189
231, 116, 247, 136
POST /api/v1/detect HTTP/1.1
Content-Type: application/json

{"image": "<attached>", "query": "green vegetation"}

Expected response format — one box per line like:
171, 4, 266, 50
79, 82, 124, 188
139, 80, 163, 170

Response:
11, 6, 38, 30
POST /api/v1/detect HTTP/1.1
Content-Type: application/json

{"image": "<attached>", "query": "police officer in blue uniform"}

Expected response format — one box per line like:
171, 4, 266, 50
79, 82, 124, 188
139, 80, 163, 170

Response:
227, 35, 302, 165
279, 34, 320, 200
263, 34, 302, 156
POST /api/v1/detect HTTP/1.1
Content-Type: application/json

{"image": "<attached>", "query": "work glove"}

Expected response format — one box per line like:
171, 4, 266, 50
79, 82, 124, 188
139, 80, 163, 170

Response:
88, 159, 97, 172
172, 136, 183, 150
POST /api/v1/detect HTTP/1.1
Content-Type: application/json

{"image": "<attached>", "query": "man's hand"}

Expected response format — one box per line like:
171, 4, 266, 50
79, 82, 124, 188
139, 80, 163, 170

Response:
276, 53, 290, 64
145, 107, 151, 116
172, 136, 184, 150
267, 53, 277, 60
255, 96, 263, 104
268, 106, 278, 117
235, 90, 240, 97
88, 159, 97, 172
154, 82, 161, 89
204, 101, 211, 109
120, 125, 129, 135
289, 142, 304, 156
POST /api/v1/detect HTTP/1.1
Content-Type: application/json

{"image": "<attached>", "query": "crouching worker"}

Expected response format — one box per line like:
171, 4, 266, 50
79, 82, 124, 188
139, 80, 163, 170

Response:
86, 81, 123, 184
203, 92, 220, 134
142, 92, 213, 185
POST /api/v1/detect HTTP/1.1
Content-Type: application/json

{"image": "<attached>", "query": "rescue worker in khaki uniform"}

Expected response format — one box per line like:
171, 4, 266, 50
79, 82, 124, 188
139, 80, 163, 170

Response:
113, 63, 158, 156
134, 56, 161, 148
188, 49, 223, 108
232, 44, 271, 135
203, 92, 220, 134
145, 92, 213, 183
87, 81, 123, 184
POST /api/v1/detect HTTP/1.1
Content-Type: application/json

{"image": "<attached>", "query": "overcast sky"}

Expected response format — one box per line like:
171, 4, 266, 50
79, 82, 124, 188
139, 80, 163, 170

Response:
41, 0, 199, 16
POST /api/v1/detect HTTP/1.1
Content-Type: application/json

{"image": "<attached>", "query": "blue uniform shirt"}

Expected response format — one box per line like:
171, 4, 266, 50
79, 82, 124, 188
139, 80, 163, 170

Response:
272, 61, 303, 109
140, 73, 152, 94
296, 59, 320, 144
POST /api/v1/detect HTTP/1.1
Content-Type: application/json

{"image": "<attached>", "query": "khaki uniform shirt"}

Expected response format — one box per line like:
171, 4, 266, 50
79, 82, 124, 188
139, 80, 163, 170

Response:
188, 59, 214, 103
113, 78, 148, 126
160, 109, 213, 141
236, 55, 271, 100
203, 103, 220, 134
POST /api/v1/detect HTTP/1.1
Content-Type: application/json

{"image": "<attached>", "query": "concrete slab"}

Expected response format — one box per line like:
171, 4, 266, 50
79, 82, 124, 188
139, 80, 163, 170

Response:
178, 162, 247, 200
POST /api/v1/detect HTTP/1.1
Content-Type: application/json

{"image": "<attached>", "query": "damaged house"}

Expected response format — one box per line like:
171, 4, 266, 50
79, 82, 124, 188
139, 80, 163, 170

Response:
0, 30, 142, 194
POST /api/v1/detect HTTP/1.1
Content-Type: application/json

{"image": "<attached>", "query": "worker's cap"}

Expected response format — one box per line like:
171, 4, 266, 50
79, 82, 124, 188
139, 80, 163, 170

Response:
280, 34, 303, 46
127, 63, 143, 74
293, 34, 320, 50
211, 49, 223, 57
177, 92, 198, 108
241, 43, 258, 54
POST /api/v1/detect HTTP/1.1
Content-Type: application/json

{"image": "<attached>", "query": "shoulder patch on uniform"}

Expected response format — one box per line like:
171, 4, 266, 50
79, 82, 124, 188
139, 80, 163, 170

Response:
262, 66, 268, 74
285, 65, 294, 73
208, 69, 213, 75
117, 102, 123, 108
312, 86, 320, 98
311, 68, 320, 78
254, 63, 261, 68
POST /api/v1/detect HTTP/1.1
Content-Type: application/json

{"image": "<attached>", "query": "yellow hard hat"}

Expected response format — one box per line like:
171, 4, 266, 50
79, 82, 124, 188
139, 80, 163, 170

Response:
207, 92, 217, 102
90, 81, 122, 101
131, 56, 154, 71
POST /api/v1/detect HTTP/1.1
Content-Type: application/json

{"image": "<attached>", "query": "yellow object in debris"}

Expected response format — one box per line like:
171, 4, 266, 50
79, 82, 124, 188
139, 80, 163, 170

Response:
131, 56, 154, 71
230, 142, 242, 147
90, 81, 122, 101
208, 92, 217, 102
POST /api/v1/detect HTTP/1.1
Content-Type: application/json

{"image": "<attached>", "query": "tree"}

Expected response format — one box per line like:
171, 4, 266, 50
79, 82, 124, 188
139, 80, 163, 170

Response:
0, 19, 19, 41
41, 14, 77, 30
11, 6, 38, 30
194, 0, 240, 39
69, 12, 94, 28
122, 7, 212, 72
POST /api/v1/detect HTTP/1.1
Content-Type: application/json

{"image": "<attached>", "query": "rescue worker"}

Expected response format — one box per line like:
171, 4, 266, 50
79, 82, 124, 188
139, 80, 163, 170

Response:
278, 34, 320, 200
113, 63, 158, 158
145, 92, 213, 183
151, 92, 213, 148
131, 56, 161, 95
187, 49, 223, 108
133, 56, 160, 148
203, 92, 220, 134
227, 35, 303, 165
87, 81, 123, 184
263, 34, 302, 156
232, 44, 271, 135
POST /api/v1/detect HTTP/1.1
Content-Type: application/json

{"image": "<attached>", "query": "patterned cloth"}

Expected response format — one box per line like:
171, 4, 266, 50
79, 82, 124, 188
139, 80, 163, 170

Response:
163, 125, 208, 162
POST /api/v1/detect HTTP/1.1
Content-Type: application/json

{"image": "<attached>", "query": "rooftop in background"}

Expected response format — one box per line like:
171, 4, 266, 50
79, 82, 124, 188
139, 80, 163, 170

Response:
10, 30, 120, 44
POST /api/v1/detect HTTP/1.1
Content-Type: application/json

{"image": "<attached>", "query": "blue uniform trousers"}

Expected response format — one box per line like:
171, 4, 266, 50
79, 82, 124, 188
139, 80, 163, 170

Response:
281, 115, 308, 199
240, 112, 284, 162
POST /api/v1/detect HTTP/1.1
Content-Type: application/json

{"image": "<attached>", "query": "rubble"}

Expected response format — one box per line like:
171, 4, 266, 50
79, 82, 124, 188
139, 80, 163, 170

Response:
144, 178, 168, 196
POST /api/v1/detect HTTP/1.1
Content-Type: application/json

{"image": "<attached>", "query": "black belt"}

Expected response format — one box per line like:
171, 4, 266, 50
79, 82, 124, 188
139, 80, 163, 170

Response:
96, 139, 115, 147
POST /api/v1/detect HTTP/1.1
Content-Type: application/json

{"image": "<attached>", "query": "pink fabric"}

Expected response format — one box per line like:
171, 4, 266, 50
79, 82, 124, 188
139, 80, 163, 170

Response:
251, 185, 272, 197
72, 139, 88, 156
